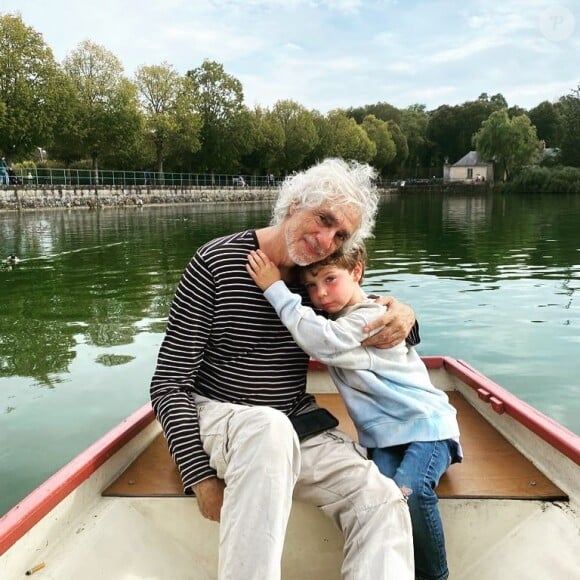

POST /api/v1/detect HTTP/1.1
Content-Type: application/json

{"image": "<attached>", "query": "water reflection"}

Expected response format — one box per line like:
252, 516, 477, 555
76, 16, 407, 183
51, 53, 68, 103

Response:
442, 195, 490, 232
1, 196, 579, 388
0, 203, 273, 386
373, 192, 580, 283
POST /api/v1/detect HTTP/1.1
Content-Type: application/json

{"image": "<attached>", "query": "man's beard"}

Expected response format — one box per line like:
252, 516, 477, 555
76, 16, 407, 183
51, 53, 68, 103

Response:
285, 226, 324, 266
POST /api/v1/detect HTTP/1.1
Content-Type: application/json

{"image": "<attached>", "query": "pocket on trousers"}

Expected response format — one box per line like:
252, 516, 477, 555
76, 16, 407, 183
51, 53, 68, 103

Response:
321, 429, 368, 460
196, 403, 229, 477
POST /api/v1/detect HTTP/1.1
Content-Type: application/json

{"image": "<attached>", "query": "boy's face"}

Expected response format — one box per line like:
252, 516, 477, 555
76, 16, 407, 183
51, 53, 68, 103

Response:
302, 262, 364, 314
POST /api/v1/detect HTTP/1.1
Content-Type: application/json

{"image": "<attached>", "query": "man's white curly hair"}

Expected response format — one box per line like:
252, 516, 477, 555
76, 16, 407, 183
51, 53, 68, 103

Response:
270, 158, 379, 251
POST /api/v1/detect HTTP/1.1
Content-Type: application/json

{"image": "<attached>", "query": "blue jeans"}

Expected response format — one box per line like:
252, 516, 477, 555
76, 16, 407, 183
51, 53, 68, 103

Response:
370, 440, 455, 580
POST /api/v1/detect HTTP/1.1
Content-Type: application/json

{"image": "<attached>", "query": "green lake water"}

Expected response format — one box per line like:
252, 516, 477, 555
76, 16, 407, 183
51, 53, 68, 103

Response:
1, 192, 579, 516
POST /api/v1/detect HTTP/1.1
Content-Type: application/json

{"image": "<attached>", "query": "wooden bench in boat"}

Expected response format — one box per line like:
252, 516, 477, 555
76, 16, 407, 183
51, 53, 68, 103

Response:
103, 391, 566, 500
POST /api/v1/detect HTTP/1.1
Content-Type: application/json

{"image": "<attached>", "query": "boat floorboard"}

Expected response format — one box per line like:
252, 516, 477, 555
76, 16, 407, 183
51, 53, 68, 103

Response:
103, 392, 566, 500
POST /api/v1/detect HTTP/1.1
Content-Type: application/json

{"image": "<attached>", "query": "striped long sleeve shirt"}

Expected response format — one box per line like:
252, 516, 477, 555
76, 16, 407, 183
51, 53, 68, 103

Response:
149, 229, 421, 491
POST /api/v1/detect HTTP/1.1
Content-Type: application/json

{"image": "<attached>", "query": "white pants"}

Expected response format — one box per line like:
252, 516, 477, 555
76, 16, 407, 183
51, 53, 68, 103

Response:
195, 400, 414, 580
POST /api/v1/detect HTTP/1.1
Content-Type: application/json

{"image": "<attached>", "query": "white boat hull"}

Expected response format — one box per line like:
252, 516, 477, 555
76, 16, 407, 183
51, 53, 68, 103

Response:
1, 357, 579, 579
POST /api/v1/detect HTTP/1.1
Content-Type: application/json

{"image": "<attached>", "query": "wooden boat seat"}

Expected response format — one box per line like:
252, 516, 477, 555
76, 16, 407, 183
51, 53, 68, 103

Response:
103, 391, 567, 500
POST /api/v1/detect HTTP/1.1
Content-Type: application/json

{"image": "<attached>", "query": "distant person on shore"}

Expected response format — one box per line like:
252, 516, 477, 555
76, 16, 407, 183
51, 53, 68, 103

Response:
247, 242, 462, 580
150, 158, 418, 579
0, 157, 9, 185
7, 166, 21, 185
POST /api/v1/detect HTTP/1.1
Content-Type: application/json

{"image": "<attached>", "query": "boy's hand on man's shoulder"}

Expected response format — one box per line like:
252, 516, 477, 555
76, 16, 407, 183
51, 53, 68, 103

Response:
246, 249, 282, 291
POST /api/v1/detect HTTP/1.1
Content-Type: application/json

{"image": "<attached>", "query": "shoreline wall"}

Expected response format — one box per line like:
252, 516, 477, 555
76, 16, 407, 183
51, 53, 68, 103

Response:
0, 184, 489, 212
0, 186, 282, 211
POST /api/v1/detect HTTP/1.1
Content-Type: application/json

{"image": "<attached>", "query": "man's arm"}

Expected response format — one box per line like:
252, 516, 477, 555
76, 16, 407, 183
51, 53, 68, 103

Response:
150, 252, 220, 517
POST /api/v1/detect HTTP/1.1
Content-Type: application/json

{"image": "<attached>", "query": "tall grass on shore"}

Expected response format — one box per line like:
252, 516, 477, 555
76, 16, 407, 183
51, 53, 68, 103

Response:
497, 166, 580, 194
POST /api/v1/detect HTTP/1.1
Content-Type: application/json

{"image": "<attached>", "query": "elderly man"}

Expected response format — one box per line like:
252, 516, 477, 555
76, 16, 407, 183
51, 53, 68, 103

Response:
150, 158, 417, 579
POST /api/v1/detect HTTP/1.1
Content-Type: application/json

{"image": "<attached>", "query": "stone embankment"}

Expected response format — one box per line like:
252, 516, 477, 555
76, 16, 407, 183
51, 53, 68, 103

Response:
0, 186, 280, 211
0, 183, 488, 211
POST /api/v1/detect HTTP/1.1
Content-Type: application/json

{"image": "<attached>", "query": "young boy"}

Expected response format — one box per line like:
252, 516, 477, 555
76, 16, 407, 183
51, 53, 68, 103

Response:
247, 245, 461, 580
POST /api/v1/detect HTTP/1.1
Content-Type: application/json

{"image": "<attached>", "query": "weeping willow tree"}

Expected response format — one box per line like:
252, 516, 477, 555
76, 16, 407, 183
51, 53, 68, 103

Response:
473, 109, 539, 181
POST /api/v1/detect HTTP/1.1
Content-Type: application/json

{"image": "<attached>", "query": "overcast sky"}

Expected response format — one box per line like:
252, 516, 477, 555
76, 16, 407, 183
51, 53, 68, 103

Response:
3, 0, 578, 113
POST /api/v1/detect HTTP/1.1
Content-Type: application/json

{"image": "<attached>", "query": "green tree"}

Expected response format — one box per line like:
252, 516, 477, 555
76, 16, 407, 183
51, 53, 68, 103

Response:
557, 86, 580, 167
361, 115, 396, 174
488, 93, 508, 108
168, 75, 205, 172
400, 104, 430, 176
427, 95, 507, 167
305, 110, 333, 167
0, 13, 66, 158
426, 104, 461, 164
458, 97, 504, 157
474, 108, 539, 180
271, 100, 318, 172
186, 60, 251, 173
242, 106, 285, 174
135, 63, 201, 174
528, 100, 564, 148
346, 101, 401, 125
385, 121, 409, 176
326, 110, 375, 162
63, 40, 142, 170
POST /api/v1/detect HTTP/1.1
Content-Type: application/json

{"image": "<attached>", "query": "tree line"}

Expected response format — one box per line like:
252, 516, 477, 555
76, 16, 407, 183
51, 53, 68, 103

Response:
1, 12, 579, 180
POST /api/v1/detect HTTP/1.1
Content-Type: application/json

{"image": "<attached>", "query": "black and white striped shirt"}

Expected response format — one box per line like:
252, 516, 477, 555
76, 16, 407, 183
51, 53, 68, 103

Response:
150, 229, 421, 491
150, 230, 314, 490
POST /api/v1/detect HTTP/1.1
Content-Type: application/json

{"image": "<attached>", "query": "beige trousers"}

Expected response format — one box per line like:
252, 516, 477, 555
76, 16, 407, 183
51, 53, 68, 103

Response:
196, 399, 414, 580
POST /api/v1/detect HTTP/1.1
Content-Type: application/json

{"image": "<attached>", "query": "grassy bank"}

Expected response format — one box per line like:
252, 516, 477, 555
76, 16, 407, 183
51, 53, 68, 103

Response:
496, 166, 580, 194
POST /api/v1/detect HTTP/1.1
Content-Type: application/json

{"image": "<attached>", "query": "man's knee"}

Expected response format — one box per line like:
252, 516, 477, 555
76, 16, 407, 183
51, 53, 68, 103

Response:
231, 406, 297, 456
346, 461, 406, 510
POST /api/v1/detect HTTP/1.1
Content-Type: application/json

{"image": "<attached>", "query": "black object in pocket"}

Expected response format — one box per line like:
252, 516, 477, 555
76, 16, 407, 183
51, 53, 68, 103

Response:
290, 408, 339, 441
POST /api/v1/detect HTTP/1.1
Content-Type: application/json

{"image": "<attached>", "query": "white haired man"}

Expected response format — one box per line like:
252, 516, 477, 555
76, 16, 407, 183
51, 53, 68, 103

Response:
150, 158, 418, 579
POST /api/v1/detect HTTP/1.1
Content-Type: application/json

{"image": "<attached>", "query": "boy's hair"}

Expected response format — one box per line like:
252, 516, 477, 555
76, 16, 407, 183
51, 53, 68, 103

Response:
299, 244, 367, 283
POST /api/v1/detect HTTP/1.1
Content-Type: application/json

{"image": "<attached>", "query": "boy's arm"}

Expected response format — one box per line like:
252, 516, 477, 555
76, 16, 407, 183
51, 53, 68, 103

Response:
246, 249, 374, 367
246, 250, 419, 350
262, 280, 378, 369
246, 249, 393, 369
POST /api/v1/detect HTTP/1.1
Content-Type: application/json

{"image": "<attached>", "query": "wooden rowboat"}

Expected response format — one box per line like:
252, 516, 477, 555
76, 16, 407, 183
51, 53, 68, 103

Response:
1, 356, 579, 579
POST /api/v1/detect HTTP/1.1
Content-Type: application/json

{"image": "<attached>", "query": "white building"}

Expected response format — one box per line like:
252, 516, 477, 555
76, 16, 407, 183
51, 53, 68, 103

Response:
444, 151, 493, 183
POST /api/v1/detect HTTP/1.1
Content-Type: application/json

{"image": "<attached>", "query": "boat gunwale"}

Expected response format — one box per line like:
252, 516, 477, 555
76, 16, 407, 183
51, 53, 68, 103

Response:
1, 356, 579, 557
422, 356, 580, 465
0, 404, 155, 556
310, 356, 579, 464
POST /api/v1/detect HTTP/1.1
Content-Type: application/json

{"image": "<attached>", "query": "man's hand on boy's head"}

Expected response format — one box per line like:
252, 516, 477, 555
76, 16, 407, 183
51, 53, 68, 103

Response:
246, 249, 282, 291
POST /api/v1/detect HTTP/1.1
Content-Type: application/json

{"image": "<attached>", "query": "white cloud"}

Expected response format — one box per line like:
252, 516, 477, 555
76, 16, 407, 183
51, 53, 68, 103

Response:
2, 0, 578, 111
385, 62, 416, 74
424, 35, 508, 65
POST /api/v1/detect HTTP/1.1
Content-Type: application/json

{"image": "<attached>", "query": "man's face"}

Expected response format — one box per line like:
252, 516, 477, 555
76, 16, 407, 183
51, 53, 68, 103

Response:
284, 202, 360, 266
